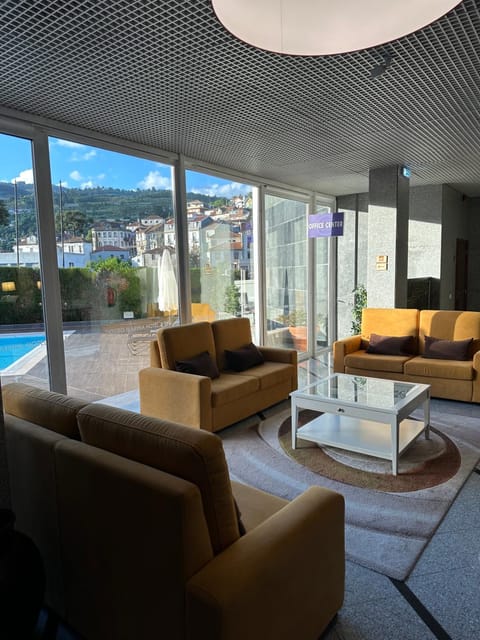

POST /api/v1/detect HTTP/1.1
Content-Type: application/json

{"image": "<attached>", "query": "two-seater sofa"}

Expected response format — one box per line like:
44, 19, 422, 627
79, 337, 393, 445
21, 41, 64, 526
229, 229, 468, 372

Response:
2, 382, 344, 640
139, 317, 298, 432
333, 308, 480, 403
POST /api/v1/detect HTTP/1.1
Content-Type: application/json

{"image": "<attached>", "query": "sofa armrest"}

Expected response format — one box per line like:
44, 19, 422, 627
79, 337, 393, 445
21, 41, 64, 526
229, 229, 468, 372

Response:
333, 335, 362, 373
258, 346, 297, 365
186, 486, 345, 640
472, 351, 480, 402
138, 367, 212, 430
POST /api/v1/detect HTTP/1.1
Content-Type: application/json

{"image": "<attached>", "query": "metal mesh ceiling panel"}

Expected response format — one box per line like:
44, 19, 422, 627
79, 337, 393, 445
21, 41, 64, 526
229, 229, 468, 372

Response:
1, 0, 480, 196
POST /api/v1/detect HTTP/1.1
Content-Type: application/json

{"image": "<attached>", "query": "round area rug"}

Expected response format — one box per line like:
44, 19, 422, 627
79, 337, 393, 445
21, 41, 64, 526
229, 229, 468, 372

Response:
278, 410, 461, 492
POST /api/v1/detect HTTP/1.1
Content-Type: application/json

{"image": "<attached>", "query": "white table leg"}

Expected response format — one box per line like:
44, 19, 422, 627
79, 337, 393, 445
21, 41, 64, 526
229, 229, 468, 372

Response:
391, 418, 399, 475
423, 393, 430, 440
291, 400, 299, 450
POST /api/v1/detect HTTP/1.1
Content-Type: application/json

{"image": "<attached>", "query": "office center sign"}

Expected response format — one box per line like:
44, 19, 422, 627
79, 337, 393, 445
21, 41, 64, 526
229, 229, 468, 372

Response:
308, 211, 344, 237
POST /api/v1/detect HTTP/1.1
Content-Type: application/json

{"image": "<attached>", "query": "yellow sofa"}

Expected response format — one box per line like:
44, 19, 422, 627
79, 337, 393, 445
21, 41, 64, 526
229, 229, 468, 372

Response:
333, 308, 480, 402
3, 382, 345, 640
139, 317, 298, 432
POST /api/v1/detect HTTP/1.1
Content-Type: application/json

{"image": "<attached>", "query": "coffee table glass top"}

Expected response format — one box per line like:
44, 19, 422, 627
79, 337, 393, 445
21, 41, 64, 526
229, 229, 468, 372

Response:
294, 373, 425, 410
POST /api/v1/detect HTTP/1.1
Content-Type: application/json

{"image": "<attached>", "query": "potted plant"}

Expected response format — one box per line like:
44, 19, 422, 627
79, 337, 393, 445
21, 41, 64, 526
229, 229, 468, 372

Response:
277, 309, 307, 351
351, 284, 367, 335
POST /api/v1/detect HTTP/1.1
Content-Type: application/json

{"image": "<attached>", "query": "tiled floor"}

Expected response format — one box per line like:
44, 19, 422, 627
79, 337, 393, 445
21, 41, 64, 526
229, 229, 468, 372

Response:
36, 358, 480, 640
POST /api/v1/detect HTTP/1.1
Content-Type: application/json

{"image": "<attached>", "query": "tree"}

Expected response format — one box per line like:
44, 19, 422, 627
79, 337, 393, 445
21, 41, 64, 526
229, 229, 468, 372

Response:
0, 199, 9, 227
224, 282, 241, 317
56, 209, 89, 238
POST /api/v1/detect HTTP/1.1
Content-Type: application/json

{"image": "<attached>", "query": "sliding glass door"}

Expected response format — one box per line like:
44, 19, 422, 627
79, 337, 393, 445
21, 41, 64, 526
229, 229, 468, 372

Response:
0, 132, 49, 389
47, 136, 176, 400
264, 193, 309, 354
185, 169, 256, 329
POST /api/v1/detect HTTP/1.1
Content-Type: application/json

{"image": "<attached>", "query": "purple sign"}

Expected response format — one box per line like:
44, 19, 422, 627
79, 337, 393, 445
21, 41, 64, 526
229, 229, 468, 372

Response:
308, 211, 344, 238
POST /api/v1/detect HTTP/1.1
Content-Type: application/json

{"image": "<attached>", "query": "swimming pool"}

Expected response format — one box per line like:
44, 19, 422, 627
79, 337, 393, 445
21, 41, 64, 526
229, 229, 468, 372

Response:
0, 333, 46, 371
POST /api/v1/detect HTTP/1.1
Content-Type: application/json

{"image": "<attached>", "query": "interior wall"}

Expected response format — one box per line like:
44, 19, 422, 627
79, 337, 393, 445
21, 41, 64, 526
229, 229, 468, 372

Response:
467, 197, 480, 310
440, 185, 469, 309
339, 183, 473, 313
408, 185, 442, 280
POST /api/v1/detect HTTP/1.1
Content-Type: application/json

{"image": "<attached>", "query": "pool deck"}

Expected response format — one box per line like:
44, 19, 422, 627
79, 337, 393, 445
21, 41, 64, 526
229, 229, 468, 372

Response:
1, 328, 151, 402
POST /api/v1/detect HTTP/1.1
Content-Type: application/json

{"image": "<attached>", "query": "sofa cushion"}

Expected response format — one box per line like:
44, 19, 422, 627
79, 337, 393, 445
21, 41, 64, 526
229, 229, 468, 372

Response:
366, 333, 416, 356
419, 310, 480, 351
225, 342, 265, 372
405, 356, 473, 381
211, 317, 253, 371
2, 382, 86, 438
175, 351, 220, 379
157, 322, 216, 370
77, 404, 240, 554
344, 351, 410, 374
361, 308, 419, 341
235, 361, 295, 390
210, 373, 259, 407
423, 336, 472, 361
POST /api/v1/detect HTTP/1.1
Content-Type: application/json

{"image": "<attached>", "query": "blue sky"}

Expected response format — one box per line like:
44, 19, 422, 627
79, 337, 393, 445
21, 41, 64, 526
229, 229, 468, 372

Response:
0, 133, 251, 197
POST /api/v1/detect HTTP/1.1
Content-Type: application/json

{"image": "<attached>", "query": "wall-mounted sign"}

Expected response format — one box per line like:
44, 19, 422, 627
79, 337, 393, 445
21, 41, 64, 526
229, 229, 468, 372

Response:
308, 211, 344, 238
376, 255, 388, 270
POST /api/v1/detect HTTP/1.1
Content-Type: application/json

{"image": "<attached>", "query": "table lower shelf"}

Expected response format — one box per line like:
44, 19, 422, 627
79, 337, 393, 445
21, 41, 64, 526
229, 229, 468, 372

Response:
296, 413, 426, 461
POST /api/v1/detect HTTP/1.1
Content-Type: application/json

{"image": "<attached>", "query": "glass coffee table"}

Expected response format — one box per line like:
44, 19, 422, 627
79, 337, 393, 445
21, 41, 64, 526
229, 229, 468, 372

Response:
290, 373, 430, 475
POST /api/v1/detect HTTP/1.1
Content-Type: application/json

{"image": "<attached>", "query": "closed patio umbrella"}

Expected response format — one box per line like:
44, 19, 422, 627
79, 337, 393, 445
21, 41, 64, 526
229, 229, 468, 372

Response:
157, 249, 178, 320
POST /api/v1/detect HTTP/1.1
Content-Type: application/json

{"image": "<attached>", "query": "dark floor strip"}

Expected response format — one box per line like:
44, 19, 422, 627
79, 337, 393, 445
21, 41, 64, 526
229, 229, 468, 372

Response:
474, 468, 480, 475
390, 578, 452, 640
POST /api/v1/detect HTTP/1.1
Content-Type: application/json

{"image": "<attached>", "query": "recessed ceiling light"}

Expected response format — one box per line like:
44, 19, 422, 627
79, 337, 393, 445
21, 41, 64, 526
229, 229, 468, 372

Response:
211, 0, 462, 56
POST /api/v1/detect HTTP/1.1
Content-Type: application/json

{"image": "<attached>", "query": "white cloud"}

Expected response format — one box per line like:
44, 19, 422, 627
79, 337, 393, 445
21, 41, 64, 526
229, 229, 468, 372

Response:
52, 139, 96, 161
80, 180, 94, 189
11, 168, 34, 184
70, 170, 83, 181
192, 181, 250, 198
138, 170, 171, 190
55, 139, 85, 149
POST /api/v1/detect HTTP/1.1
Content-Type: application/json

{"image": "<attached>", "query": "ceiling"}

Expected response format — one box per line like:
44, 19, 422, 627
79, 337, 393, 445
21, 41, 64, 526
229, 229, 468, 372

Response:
1, 0, 480, 197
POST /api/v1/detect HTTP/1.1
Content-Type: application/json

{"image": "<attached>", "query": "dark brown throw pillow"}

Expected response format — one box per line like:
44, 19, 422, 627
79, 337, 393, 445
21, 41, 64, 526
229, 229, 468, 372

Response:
225, 342, 265, 372
366, 333, 416, 356
175, 351, 220, 378
423, 336, 473, 361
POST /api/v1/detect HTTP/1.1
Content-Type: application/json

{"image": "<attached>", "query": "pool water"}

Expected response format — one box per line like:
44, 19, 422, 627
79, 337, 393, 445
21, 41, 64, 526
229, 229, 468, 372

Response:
0, 333, 46, 370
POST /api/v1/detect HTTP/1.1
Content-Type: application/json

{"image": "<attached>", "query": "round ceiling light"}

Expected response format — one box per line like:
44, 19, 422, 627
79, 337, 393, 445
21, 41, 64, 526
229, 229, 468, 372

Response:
211, 0, 462, 56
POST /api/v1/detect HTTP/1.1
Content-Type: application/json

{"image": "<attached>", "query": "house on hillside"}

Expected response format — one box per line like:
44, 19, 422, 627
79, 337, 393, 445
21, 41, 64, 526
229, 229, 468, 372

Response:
89, 245, 131, 263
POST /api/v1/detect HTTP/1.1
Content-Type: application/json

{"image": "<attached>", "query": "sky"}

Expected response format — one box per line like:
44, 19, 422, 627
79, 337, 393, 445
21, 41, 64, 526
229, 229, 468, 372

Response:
0, 133, 251, 197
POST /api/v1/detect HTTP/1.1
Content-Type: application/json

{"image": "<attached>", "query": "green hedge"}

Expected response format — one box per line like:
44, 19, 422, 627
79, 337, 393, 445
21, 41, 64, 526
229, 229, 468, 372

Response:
0, 263, 143, 325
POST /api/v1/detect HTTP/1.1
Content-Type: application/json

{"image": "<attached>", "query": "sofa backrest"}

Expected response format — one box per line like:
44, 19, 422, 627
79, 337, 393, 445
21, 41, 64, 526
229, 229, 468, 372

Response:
361, 308, 419, 341
156, 321, 216, 370
77, 403, 241, 555
55, 438, 211, 640
419, 310, 480, 355
2, 382, 89, 617
3, 382, 85, 438
211, 317, 253, 371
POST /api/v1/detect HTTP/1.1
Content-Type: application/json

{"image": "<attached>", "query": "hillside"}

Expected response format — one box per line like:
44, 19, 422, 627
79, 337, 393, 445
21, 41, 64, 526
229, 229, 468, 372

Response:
0, 182, 218, 249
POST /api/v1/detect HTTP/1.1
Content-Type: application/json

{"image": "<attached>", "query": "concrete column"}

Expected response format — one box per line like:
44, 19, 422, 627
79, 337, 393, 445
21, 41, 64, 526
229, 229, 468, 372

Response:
367, 166, 409, 308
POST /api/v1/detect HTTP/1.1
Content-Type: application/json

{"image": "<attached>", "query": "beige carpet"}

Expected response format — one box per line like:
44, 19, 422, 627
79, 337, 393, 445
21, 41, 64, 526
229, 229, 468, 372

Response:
220, 399, 480, 580
278, 410, 461, 492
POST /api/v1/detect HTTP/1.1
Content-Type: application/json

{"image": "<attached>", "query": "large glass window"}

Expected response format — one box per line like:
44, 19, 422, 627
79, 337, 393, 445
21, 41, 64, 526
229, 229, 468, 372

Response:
0, 133, 49, 389
314, 201, 331, 354
265, 193, 309, 353
48, 137, 175, 400
185, 170, 255, 327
